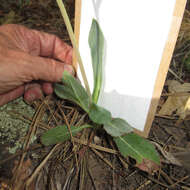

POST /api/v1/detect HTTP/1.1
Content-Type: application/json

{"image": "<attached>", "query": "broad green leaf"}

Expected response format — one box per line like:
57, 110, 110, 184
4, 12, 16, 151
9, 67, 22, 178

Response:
114, 133, 160, 164
89, 19, 104, 103
104, 118, 133, 137
89, 103, 112, 125
54, 71, 90, 113
41, 124, 92, 146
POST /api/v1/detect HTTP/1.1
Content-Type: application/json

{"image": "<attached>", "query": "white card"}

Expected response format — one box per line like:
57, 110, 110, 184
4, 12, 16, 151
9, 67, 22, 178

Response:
78, 0, 177, 131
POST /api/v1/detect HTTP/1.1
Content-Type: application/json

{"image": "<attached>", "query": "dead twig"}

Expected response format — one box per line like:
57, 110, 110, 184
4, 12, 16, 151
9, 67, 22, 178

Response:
140, 172, 171, 189
87, 166, 98, 190
168, 68, 184, 83
167, 175, 189, 189
136, 180, 152, 190
73, 137, 117, 154
91, 148, 115, 170
25, 143, 60, 188
11, 98, 46, 188
56, 102, 79, 172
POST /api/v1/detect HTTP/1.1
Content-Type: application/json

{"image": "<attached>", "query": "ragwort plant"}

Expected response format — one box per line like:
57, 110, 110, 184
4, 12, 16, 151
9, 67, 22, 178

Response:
41, 0, 160, 169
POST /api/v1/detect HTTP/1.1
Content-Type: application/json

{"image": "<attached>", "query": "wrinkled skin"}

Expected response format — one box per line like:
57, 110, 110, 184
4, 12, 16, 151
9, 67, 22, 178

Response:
0, 24, 74, 106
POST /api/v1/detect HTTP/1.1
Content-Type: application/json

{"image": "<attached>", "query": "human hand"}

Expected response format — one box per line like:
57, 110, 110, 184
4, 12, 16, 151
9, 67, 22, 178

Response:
0, 24, 74, 106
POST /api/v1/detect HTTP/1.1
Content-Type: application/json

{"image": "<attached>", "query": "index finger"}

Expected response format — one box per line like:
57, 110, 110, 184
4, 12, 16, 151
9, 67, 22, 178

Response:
32, 29, 73, 64
2, 24, 73, 65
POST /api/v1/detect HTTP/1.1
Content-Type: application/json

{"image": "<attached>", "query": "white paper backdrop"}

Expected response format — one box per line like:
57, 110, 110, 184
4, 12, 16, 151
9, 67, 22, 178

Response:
78, 0, 176, 131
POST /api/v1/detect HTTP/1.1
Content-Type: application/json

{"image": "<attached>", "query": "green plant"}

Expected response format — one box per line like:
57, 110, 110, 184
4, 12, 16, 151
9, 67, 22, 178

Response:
41, 0, 160, 171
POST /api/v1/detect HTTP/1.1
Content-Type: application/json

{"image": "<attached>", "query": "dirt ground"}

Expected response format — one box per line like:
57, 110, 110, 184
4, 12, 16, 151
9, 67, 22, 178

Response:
1, 0, 190, 190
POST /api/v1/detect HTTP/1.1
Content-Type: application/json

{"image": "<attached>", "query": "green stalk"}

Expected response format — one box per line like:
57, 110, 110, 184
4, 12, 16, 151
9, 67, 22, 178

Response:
56, 0, 91, 98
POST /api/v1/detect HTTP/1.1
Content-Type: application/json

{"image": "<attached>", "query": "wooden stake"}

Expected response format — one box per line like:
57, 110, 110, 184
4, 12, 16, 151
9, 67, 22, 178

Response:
135, 0, 187, 137
73, 0, 82, 71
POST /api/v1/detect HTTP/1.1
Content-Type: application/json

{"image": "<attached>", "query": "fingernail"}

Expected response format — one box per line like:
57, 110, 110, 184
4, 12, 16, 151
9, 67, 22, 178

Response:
64, 64, 75, 75
67, 49, 73, 62
27, 93, 36, 101
43, 83, 53, 95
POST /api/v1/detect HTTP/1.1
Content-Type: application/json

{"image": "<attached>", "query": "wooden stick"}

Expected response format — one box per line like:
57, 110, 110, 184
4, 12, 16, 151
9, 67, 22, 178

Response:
56, 0, 91, 98
73, 0, 82, 71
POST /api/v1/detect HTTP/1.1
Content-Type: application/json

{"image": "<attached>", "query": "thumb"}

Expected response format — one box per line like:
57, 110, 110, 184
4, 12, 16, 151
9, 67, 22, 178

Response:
24, 55, 75, 83
0, 86, 25, 106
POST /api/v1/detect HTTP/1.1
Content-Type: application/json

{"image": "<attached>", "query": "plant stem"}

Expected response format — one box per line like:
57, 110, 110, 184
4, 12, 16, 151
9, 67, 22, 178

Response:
56, 0, 91, 98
